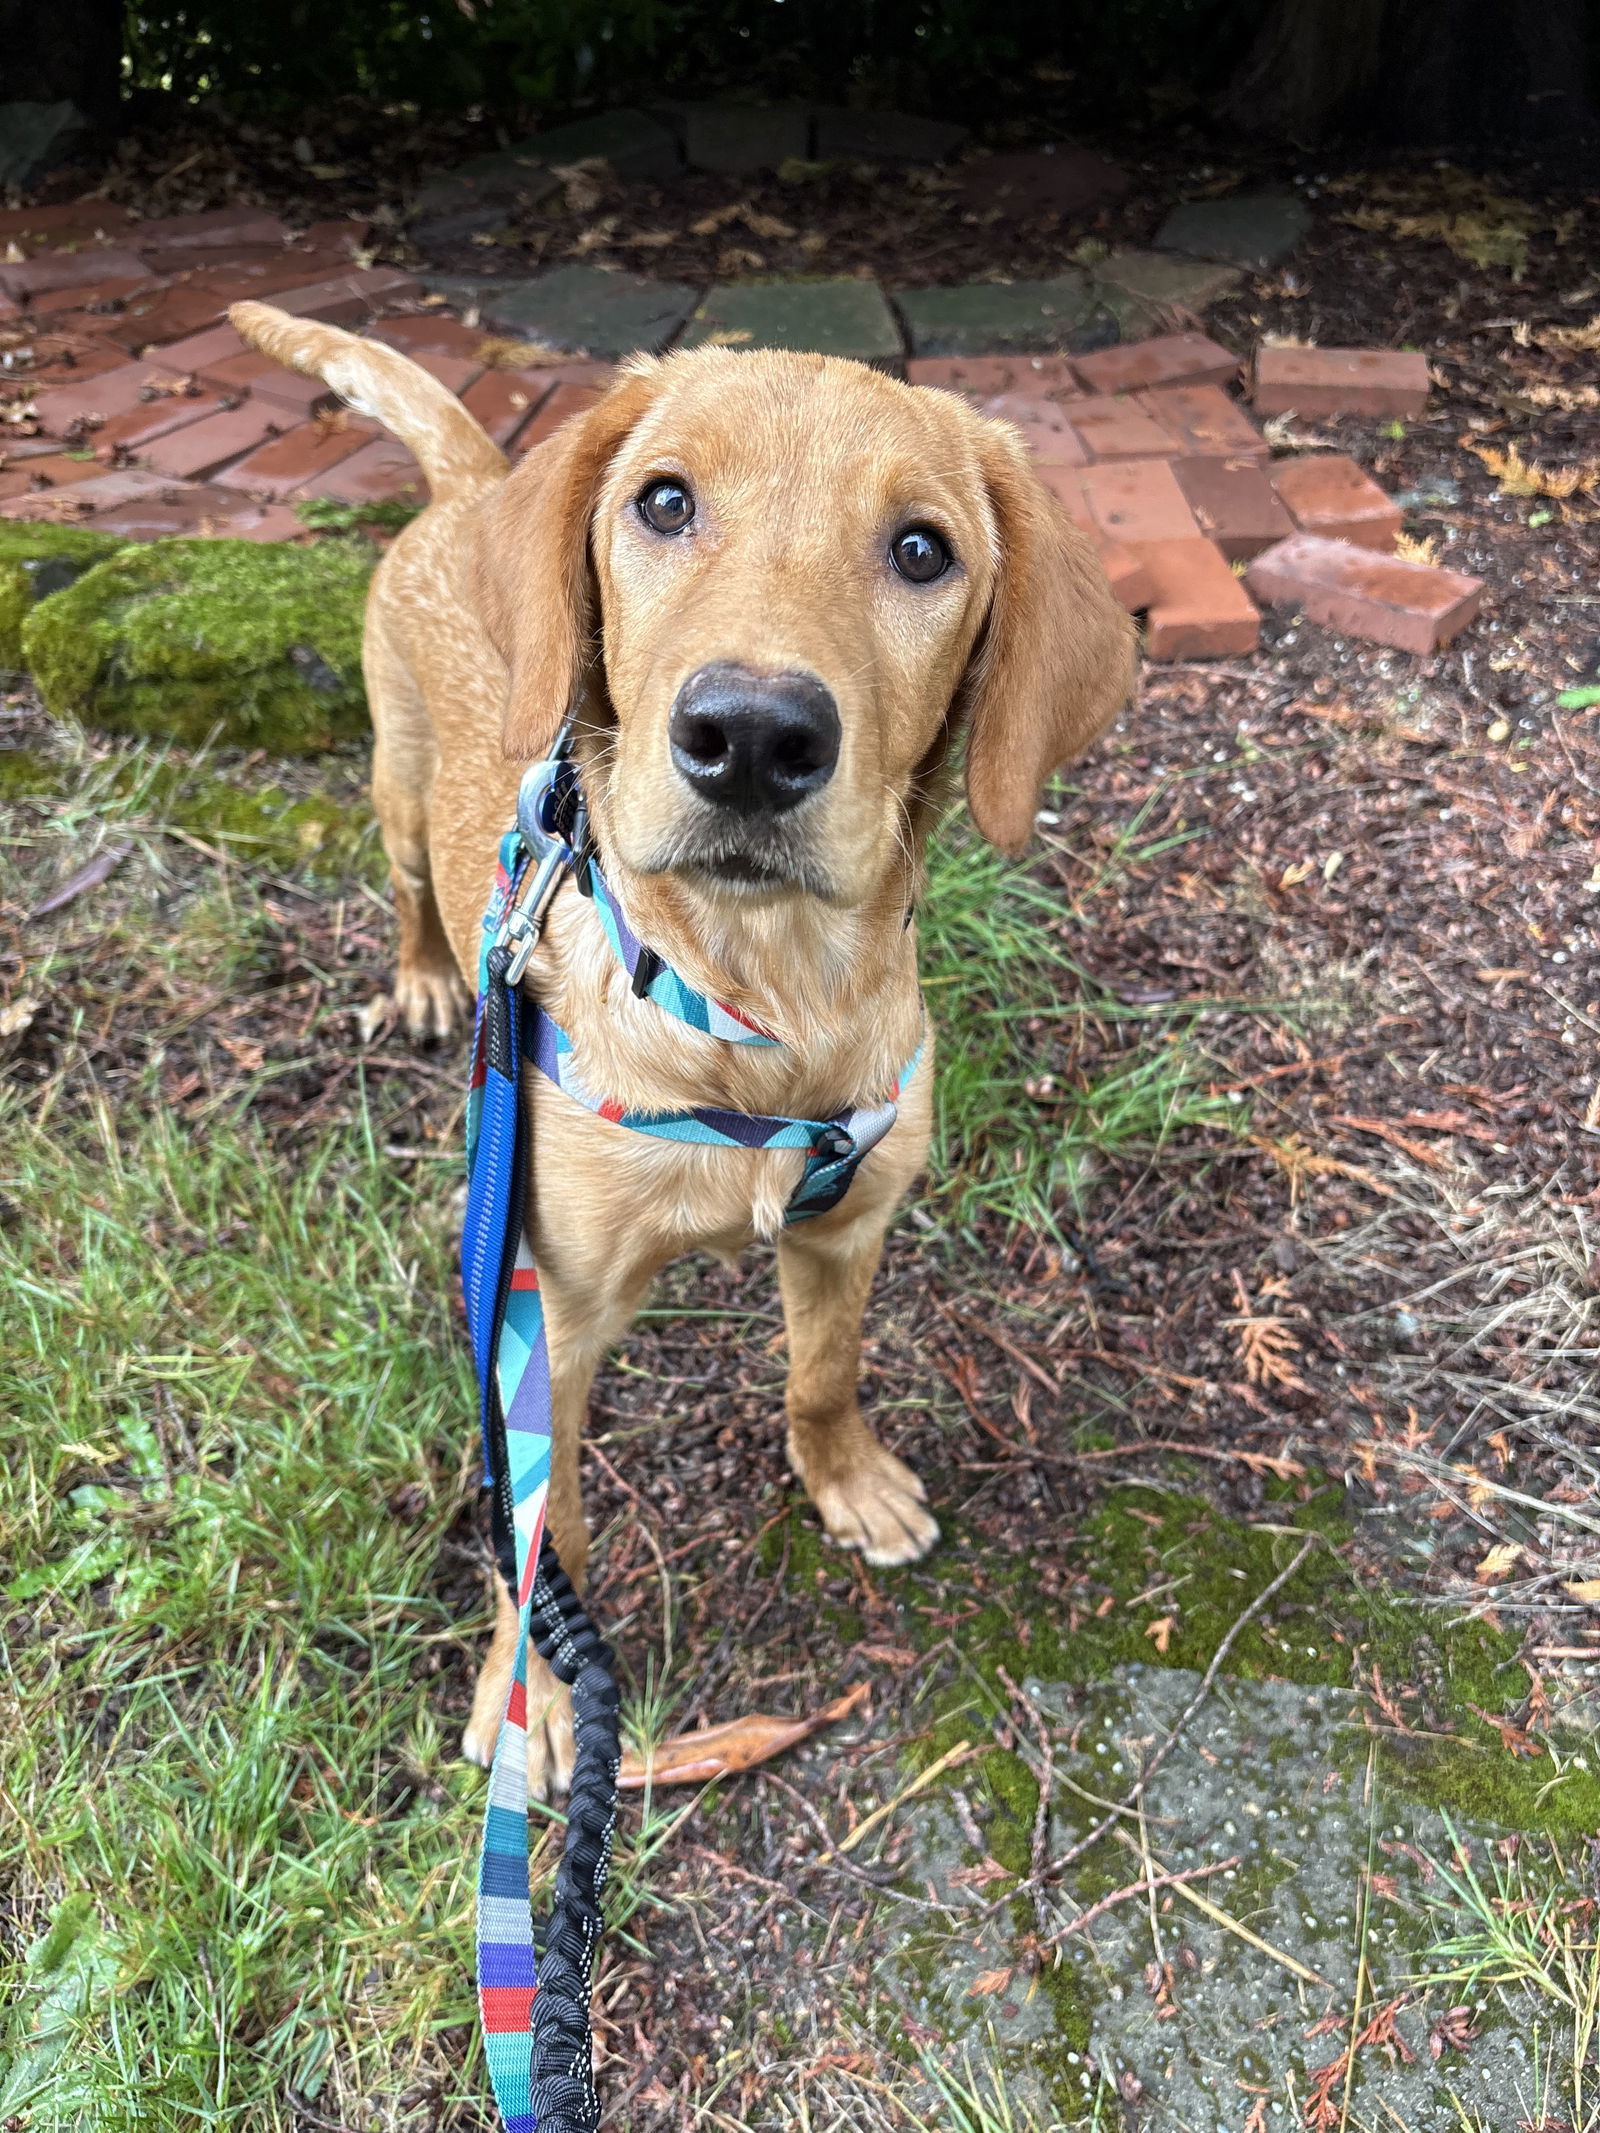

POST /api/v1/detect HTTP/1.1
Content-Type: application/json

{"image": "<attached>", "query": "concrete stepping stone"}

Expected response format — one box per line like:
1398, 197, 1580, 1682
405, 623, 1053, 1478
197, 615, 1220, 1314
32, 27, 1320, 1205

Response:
1156, 191, 1311, 271
1090, 250, 1242, 336
412, 108, 680, 235
811, 109, 967, 163
676, 104, 810, 173
895, 274, 1109, 357
421, 264, 698, 358
959, 147, 1128, 218
681, 279, 902, 367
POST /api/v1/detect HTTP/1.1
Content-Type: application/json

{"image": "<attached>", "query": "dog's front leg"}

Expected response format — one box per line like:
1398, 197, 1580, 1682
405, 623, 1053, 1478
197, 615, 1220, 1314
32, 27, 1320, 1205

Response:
778, 1195, 939, 1567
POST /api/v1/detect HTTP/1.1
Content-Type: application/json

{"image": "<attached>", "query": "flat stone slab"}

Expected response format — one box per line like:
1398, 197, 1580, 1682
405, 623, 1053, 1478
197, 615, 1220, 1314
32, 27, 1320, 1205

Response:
419, 265, 699, 359
1090, 249, 1243, 335
681, 279, 902, 367
0, 100, 85, 190
412, 107, 680, 221
678, 104, 810, 173
894, 274, 1111, 357
812, 108, 967, 163
1156, 191, 1312, 271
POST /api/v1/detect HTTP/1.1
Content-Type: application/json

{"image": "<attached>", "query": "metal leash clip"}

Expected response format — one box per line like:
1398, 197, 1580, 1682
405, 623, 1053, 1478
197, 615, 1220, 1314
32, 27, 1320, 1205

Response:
497, 722, 583, 987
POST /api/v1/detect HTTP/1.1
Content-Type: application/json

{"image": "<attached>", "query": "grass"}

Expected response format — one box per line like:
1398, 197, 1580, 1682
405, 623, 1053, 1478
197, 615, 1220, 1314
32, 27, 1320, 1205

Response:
915, 2043, 1118, 2132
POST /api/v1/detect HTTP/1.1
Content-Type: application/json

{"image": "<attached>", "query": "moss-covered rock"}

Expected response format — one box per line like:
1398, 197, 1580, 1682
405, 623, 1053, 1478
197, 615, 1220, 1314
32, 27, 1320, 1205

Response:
21, 537, 375, 751
0, 524, 128, 673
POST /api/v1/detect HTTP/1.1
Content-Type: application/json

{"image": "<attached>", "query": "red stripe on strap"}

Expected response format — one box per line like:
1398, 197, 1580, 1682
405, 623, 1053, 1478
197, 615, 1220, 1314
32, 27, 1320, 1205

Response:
507, 1677, 527, 1729
509, 1267, 540, 1291
480, 1985, 536, 2032
598, 1097, 626, 1124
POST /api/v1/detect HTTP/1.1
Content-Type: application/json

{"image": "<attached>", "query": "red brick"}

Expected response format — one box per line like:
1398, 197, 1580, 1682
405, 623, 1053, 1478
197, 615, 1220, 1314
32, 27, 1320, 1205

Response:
301, 219, 373, 254
409, 350, 484, 395
0, 248, 152, 299
132, 208, 290, 251
226, 414, 379, 497
1068, 395, 1178, 461
1170, 456, 1294, 561
1080, 459, 1199, 545
977, 394, 1088, 466
516, 383, 606, 455
32, 361, 192, 435
370, 314, 488, 360
906, 354, 1082, 399
87, 388, 232, 459
1070, 333, 1239, 396
1252, 346, 1430, 419
1098, 539, 1156, 613
1140, 383, 1265, 459
148, 323, 250, 374
1033, 463, 1095, 530
460, 369, 557, 449
267, 269, 422, 326
104, 287, 227, 352
0, 454, 108, 502
0, 201, 134, 245
189, 349, 336, 418
1268, 453, 1401, 552
1244, 534, 1482, 653
25, 343, 134, 387
26, 276, 157, 319
298, 436, 427, 505
1128, 538, 1260, 659
0, 468, 191, 520
141, 402, 289, 479
89, 485, 304, 542
175, 250, 352, 298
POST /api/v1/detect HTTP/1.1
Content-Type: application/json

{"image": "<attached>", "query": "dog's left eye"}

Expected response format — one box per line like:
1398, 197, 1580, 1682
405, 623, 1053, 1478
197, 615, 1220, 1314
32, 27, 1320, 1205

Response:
638, 479, 695, 534
889, 524, 950, 583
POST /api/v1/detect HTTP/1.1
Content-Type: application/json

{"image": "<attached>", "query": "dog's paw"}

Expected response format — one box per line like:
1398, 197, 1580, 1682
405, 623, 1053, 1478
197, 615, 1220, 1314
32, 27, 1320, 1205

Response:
394, 961, 469, 1044
802, 1440, 939, 1567
462, 1655, 577, 1800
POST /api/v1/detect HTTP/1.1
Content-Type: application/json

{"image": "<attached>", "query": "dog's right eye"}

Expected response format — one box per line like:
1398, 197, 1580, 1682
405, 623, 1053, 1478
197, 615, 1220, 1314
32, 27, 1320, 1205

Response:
638, 479, 695, 534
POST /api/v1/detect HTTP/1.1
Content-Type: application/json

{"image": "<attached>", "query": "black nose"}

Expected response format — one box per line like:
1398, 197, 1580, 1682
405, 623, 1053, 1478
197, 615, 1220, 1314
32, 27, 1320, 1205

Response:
668, 664, 841, 816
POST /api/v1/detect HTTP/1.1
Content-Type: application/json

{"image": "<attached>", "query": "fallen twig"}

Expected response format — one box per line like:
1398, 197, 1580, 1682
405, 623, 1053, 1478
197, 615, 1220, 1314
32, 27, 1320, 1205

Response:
835, 1739, 976, 1856
1054, 1850, 1242, 1941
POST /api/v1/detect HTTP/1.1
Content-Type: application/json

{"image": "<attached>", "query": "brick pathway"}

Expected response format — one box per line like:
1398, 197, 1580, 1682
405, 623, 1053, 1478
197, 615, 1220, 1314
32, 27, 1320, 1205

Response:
0, 202, 1479, 657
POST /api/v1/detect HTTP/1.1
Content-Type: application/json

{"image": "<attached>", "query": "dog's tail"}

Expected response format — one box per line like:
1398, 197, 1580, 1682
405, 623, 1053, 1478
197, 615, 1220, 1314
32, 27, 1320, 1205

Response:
228, 300, 507, 498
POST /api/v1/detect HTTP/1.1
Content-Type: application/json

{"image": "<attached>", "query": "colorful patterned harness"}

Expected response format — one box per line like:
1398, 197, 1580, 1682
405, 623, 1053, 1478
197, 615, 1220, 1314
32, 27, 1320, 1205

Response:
460, 733, 919, 2130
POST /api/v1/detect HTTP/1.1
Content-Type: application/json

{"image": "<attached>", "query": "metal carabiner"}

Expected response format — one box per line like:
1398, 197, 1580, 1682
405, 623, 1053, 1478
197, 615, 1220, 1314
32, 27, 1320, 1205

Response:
496, 721, 579, 986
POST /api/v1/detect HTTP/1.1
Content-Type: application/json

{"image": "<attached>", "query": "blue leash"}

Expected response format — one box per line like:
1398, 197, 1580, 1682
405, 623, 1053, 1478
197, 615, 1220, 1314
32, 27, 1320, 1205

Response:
460, 730, 918, 2129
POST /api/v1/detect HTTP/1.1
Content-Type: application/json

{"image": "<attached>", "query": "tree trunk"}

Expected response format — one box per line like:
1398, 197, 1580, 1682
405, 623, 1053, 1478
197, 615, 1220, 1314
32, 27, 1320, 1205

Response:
1219, 0, 1598, 157
0, 0, 124, 132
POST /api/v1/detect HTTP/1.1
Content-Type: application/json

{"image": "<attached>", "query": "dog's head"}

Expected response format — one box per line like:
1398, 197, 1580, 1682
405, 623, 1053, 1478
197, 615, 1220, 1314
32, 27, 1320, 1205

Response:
477, 349, 1133, 904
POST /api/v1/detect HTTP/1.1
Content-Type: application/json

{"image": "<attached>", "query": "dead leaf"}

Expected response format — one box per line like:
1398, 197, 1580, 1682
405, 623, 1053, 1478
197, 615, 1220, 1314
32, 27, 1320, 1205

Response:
1394, 531, 1438, 566
1145, 1615, 1175, 1654
618, 1681, 868, 1789
948, 1857, 1013, 1888
1429, 2006, 1481, 2058
29, 839, 133, 920
1466, 1702, 1543, 1757
549, 157, 613, 214
475, 334, 583, 369
0, 996, 39, 1038
217, 1033, 266, 1073
1475, 1541, 1523, 1582
1564, 1578, 1600, 1604
965, 1967, 1014, 1999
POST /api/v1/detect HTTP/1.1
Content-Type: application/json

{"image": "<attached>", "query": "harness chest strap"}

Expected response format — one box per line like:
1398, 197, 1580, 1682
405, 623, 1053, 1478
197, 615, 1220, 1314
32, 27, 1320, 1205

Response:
463, 765, 918, 2132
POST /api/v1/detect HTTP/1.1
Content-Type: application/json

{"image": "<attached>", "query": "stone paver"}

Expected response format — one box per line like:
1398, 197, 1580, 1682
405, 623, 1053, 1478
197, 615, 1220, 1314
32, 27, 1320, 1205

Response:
906, 354, 1081, 398
148, 323, 251, 374
264, 269, 422, 327
184, 350, 335, 420
0, 468, 192, 522
131, 208, 290, 251
1270, 452, 1402, 549
90, 487, 304, 542
299, 436, 426, 504
1071, 331, 1238, 396
811, 109, 967, 164
412, 109, 679, 227
976, 394, 1088, 464
517, 383, 608, 454
1172, 455, 1294, 559
1142, 381, 1268, 458
1156, 190, 1311, 271
0, 248, 152, 300
681, 104, 810, 173
460, 370, 558, 449
82, 389, 233, 461
0, 199, 133, 246
422, 265, 698, 358
214, 415, 379, 498
1253, 345, 1431, 419
28, 275, 156, 319
0, 455, 109, 504
407, 350, 484, 395
1090, 250, 1243, 336
105, 287, 229, 353
369, 315, 488, 360
1031, 463, 1094, 528
895, 274, 1106, 357
1246, 533, 1483, 652
682, 279, 902, 367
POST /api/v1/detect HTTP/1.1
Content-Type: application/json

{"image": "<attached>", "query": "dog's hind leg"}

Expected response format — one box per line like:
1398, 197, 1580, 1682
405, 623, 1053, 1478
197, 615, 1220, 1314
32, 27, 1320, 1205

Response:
365, 612, 470, 1041
778, 1194, 939, 1567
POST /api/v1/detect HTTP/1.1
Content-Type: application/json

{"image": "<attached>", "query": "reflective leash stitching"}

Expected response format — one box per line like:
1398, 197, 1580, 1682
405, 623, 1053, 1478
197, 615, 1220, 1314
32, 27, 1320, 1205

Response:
462, 736, 918, 2129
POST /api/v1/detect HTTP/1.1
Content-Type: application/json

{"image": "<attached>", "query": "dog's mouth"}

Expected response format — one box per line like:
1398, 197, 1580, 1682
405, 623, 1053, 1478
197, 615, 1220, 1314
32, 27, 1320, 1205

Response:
637, 821, 839, 901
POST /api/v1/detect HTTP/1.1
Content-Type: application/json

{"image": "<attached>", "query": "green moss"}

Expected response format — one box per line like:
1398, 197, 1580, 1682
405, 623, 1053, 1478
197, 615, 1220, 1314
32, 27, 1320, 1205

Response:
0, 747, 65, 800
0, 523, 126, 671
21, 538, 375, 752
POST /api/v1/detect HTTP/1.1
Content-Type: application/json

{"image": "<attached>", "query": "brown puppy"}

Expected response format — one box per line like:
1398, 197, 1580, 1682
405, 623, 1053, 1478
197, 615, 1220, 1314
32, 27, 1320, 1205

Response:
231, 301, 1134, 1795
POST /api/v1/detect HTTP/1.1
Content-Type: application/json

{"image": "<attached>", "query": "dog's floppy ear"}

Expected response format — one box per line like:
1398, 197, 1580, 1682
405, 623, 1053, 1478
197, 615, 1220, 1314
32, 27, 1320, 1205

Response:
475, 365, 662, 761
959, 421, 1136, 856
